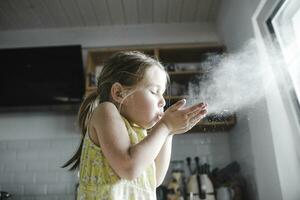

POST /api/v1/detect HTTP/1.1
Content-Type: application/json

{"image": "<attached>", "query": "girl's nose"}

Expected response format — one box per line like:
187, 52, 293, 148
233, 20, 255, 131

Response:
159, 96, 166, 108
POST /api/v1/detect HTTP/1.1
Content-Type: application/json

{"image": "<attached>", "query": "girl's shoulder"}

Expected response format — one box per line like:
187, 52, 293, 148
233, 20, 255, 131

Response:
96, 101, 117, 110
92, 102, 118, 117
90, 101, 122, 126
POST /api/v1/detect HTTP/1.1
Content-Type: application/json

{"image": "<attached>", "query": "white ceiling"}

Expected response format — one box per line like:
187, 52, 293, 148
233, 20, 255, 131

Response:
0, 0, 220, 31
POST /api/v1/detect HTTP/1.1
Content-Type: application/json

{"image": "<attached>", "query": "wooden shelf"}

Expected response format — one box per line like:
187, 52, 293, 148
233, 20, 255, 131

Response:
167, 70, 207, 75
164, 95, 189, 100
193, 114, 237, 132
159, 46, 225, 63
86, 86, 96, 91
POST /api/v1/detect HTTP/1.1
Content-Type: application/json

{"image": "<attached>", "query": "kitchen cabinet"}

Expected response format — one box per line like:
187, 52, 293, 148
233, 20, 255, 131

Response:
85, 48, 156, 94
85, 44, 236, 132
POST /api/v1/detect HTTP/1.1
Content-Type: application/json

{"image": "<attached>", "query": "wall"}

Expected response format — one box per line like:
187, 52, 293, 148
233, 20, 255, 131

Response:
0, 23, 232, 199
0, 137, 78, 200
0, 111, 231, 199
228, 109, 258, 200
218, 0, 300, 199
0, 130, 231, 199
0, 23, 221, 49
168, 133, 231, 183
217, 1, 267, 199
0, 108, 79, 200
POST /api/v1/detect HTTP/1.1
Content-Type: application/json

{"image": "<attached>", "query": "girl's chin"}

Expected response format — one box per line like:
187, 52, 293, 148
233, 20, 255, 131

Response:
138, 115, 162, 129
144, 121, 156, 129
147, 116, 162, 128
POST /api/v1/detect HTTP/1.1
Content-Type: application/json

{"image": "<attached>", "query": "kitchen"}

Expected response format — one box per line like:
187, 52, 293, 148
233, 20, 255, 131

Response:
0, 0, 299, 200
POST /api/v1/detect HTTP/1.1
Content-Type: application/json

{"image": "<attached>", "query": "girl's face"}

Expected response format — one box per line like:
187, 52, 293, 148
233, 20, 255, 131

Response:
120, 65, 167, 129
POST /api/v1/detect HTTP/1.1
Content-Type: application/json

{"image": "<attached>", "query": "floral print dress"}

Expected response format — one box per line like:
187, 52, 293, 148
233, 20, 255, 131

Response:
77, 117, 157, 200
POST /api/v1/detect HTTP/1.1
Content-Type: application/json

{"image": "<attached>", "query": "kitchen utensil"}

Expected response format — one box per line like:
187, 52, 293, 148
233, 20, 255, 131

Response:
187, 157, 199, 200
216, 186, 234, 200
157, 185, 168, 200
199, 165, 215, 200
167, 160, 185, 200
195, 157, 206, 199
186, 157, 193, 175
0, 191, 11, 200
167, 171, 183, 200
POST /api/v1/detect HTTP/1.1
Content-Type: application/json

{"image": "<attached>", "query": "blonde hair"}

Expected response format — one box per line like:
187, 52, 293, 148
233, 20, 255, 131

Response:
62, 51, 169, 170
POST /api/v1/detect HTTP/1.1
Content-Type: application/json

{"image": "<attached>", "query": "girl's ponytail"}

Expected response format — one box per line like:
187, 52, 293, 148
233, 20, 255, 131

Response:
61, 90, 99, 171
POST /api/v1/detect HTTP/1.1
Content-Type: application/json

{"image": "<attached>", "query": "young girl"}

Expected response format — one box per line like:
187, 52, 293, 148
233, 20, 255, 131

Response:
63, 51, 208, 200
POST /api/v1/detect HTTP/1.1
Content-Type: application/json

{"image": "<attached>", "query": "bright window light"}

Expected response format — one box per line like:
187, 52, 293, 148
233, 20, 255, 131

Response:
272, 0, 300, 103
292, 9, 300, 48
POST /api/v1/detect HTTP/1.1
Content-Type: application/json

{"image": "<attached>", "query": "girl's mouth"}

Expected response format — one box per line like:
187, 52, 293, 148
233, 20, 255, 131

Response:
157, 113, 163, 120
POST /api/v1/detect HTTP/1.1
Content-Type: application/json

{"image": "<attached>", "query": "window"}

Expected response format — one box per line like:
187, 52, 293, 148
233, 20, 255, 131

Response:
267, 0, 300, 118
252, 0, 300, 199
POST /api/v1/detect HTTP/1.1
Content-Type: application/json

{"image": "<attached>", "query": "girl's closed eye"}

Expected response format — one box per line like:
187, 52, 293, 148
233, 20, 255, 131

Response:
149, 87, 159, 95
150, 89, 158, 94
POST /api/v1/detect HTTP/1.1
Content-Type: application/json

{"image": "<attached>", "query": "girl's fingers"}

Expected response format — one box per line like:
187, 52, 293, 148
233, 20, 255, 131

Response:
187, 107, 202, 118
189, 113, 206, 127
184, 102, 207, 115
189, 109, 208, 124
169, 99, 186, 111
174, 109, 208, 134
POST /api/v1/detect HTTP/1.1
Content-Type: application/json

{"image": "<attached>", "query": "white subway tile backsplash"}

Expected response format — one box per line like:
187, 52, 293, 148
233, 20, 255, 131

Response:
19, 195, 59, 200
0, 125, 232, 198
13, 172, 36, 184
26, 161, 49, 171
50, 138, 79, 151
28, 139, 51, 149
196, 144, 211, 155
47, 158, 67, 170
0, 172, 13, 183
209, 133, 229, 144
56, 194, 75, 200
4, 160, 26, 171
18, 196, 39, 200
173, 133, 230, 163
1, 184, 24, 195
46, 183, 74, 195
0, 163, 4, 172
0, 151, 17, 161
173, 143, 196, 157
37, 149, 61, 160
167, 132, 232, 184
0, 111, 79, 199
7, 140, 29, 150
35, 171, 58, 183
16, 150, 39, 160
0, 141, 7, 150
228, 113, 257, 199
210, 144, 230, 157
24, 184, 47, 195
211, 154, 231, 168
193, 138, 205, 145
56, 171, 77, 183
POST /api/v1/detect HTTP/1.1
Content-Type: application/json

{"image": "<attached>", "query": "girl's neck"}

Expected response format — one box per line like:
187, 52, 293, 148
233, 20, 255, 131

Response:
122, 115, 144, 130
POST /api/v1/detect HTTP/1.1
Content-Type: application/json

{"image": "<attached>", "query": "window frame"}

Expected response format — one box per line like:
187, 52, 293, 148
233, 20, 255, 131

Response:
263, 0, 300, 125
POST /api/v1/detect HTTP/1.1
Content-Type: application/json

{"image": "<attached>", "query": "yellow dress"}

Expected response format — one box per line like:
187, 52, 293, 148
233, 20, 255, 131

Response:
77, 117, 157, 200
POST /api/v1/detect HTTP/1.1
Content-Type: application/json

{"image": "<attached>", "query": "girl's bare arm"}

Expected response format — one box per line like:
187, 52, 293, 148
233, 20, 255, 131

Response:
154, 101, 207, 186
92, 101, 206, 180
92, 102, 170, 180
154, 134, 173, 186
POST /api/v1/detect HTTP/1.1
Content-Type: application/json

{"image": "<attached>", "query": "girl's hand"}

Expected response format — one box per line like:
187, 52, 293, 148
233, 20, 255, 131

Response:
161, 99, 208, 135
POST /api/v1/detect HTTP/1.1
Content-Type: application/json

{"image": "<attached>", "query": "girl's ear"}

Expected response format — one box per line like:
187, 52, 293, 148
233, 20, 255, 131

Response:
111, 82, 125, 103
